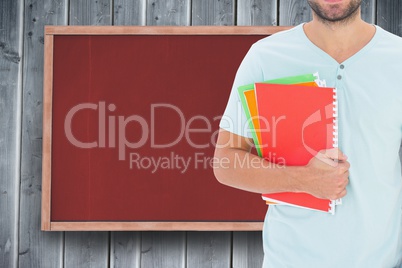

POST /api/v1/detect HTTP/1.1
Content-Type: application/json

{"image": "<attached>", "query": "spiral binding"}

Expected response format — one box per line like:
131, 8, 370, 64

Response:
333, 88, 338, 148
313, 72, 327, 87
329, 202, 336, 214
332, 88, 342, 208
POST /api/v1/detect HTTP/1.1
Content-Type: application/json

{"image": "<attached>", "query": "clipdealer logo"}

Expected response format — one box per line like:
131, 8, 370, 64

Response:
64, 101, 223, 161
62, 101, 335, 173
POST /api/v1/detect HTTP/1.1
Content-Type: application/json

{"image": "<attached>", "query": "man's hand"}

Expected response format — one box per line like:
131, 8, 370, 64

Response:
300, 148, 350, 200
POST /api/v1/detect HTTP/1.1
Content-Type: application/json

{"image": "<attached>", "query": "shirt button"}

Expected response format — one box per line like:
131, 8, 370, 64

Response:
340, 64, 345, 69
337, 75, 342, 80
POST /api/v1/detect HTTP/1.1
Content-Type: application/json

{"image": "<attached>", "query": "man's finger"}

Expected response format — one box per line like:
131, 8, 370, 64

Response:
319, 148, 348, 162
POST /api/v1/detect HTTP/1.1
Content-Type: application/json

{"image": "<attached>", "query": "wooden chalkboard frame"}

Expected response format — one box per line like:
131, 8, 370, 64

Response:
41, 25, 290, 231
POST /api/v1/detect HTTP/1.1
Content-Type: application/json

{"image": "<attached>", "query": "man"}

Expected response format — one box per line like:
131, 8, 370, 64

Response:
214, 0, 402, 266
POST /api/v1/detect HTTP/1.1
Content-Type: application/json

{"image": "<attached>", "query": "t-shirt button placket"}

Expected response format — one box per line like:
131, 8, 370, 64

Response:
337, 64, 345, 81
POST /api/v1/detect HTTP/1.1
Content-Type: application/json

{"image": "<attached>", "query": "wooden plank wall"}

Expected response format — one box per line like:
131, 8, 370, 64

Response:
0, 0, 401, 267
0, 1, 22, 268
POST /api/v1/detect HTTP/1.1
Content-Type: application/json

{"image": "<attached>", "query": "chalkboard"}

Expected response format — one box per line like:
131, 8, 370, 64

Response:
41, 26, 289, 231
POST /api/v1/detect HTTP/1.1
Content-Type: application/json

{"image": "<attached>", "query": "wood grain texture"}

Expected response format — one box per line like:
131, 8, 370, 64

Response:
110, 232, 141, 268
44, 25, 290, 35
141, 232, 185, 268
191, 0, 234, 26
0, 0, 22, 267
64, 232, 109, 268
70, 0, 112, 25
377, 0, 402, 36
114, 0, 145, 25
19, 1, 67, 267
50, 221, 263, 231
186, 232, 231, 268
233, 231, 264, 268
279, 0, 312, 26
41, 34, 53, 232
360, 0, 376, 23
237, 0, 277, 26
146, 0, 191, 26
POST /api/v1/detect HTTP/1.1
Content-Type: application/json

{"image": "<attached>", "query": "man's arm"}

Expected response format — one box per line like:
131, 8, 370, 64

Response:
213, 129, 350, 200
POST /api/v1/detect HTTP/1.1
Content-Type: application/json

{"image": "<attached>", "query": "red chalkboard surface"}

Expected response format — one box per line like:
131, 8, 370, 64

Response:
42, 26, 289, 231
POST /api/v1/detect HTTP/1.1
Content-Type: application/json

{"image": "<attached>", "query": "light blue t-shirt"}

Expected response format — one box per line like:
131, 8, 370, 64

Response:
220, 24, 402, 267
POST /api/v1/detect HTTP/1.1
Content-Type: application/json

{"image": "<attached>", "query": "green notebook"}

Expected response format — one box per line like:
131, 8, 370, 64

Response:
237, 73, 321, 156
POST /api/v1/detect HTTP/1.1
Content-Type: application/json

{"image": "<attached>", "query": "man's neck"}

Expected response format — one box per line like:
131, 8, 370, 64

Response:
303, 14, 376, 63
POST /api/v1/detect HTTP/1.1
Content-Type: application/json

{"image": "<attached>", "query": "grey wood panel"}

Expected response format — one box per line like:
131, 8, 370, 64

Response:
0, 0, 22, 267
70, 0, 112, 25
377, 0, 402, 36
110, 232, 141, 268
191, 0, 234, 26
18, 1, 67, 267
64, 232, 109, 268
237, 0, 277, 26
146, 0, 191, 26
279, 0, 312, 26
360, 0, 375, 23
141, 232, 186, 268
114, 0, 146, 25
233, 231, 264, 268
186, 231, 231, 268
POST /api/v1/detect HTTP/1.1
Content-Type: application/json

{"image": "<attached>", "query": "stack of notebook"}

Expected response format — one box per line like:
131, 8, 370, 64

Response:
237, 73, 340, 214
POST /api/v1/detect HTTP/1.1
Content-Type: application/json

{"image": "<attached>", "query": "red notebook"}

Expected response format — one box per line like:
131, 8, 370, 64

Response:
254, 83, 338, 213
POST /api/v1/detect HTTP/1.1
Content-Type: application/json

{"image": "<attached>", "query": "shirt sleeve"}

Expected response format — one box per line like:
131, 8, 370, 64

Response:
219, 44, 264, 138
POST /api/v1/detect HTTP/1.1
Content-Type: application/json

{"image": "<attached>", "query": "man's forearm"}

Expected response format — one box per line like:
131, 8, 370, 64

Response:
213, 147, 306, 194
213, 130, 349, 200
